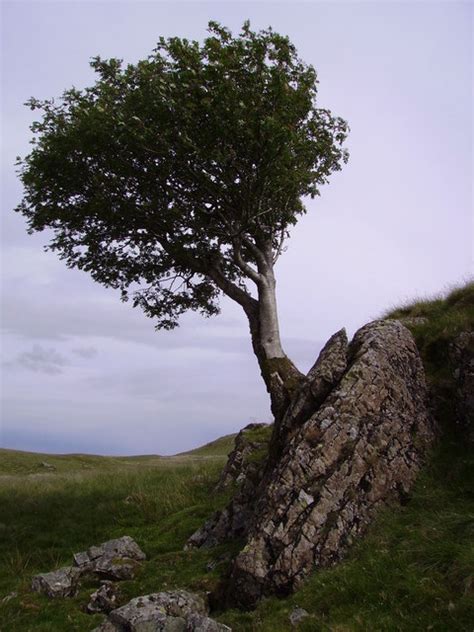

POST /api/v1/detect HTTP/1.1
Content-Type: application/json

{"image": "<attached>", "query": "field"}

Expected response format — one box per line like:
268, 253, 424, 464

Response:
1, 283, 473, 631
0, 432, 473, 631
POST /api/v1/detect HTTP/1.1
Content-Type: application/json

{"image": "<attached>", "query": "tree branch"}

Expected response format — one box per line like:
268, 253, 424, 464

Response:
232, 238, 262, 285
208, 261, 258, 316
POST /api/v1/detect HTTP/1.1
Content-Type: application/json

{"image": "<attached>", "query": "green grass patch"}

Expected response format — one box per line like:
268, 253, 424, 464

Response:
385, 280, 474, 431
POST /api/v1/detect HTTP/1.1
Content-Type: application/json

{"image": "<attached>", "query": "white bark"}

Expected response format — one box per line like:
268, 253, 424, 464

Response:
258, 271, 285, 360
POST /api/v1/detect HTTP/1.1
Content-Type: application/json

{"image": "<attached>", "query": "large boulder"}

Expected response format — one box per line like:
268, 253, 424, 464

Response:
226, 320, 435, 607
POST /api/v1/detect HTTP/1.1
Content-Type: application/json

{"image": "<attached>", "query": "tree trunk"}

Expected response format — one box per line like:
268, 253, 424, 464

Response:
243, 269, 303, 428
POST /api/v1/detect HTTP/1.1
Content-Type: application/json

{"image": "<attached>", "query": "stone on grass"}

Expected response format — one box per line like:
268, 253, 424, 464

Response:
73, 535, 146, 579
289, 607, 309, 626
74, 535, 146, 569
39, 461, 56, 470
95, 554, 142, 580
31, 566, 81, 598
87, 581, 121, 614
109, 590, 208, 630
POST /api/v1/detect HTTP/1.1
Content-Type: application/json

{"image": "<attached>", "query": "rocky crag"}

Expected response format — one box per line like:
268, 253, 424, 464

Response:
187, 320, 437, 608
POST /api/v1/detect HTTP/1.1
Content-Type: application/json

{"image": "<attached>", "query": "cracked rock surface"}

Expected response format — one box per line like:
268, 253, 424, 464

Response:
227, 320, 435, 607
32, 535, 146, 599
186, 330, 350, 551
92, 590, 231, 632
87, 581, 121, 614
31, 566, 81, 598
215, 423, 269, 491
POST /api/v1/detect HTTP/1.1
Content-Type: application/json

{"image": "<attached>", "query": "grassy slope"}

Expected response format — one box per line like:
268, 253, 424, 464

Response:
0, 283, 473, 631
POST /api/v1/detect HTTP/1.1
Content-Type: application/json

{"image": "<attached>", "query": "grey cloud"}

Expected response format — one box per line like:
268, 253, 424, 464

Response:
72, 346, 98, 359
6, 344, 68, 375
2, 287, 323, 365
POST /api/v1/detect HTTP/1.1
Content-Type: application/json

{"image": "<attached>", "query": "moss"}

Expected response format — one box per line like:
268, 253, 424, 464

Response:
263, 356, 304, 395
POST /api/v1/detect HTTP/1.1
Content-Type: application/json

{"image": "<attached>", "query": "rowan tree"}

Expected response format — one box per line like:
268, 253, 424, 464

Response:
16, 21, 349, 423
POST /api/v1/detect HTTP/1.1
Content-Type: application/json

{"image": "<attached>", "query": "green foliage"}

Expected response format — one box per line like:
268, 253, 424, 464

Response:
16, 21, 348, 329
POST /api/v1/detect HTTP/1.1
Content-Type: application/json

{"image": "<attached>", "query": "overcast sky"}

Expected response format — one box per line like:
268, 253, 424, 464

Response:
1, 1, 472, 455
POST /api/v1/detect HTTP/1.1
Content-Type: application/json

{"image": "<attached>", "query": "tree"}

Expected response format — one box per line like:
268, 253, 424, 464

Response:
16, 21, 349, 436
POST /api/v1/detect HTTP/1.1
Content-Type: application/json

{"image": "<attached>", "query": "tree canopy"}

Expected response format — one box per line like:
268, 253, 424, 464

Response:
17, 21, 349, 331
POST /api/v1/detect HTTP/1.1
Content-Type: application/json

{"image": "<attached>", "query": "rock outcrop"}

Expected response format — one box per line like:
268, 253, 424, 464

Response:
272, 328, 349, 455
186, 330, 350, 551
227, 320, 435, 607
188, 320, 435, 609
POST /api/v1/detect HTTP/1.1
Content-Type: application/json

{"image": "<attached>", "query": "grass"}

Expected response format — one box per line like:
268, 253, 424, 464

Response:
385, 280, 474, 431
1, 281, 473, 631
0, 453, 234, 631
1, 435, 472, 631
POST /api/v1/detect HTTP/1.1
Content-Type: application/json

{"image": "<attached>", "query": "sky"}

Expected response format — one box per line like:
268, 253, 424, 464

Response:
1, 1, 472, 456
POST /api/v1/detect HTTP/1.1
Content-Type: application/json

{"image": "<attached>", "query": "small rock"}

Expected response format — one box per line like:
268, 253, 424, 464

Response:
109, 590, 208, 630
87, 581, 120, 614
95, 554, 142, 581
31, 566, 81, 598
40, 461, 56, 470
214, 423, 270, 491
289, 606, 309, 626
87, 536, 146, 563
73, 535, 146, 580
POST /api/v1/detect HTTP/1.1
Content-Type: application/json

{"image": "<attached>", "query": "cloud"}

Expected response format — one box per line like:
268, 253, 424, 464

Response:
5, 344, 68, 375
72, 346, 98, 359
